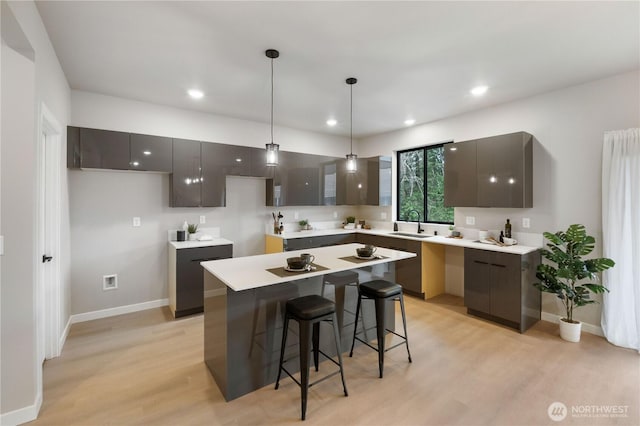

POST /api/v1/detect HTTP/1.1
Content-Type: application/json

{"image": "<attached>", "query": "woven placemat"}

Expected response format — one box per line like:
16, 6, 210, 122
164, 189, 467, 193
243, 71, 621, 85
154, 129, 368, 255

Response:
266, 263, 329, 278
339, 255, 388, 264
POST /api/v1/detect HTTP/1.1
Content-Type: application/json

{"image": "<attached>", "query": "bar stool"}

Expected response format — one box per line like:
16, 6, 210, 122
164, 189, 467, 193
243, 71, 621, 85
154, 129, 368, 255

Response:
321, 271, 360, 332
275, 295, 348, 420
349, 280, 412, 378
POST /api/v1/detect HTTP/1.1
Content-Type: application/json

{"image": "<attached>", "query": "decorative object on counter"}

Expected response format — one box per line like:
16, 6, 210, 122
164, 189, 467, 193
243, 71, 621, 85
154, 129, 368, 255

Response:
187, 223, 198, 240
505, 218, 512, 238
298, 219, 311, 231
176, 230, 186, 242
449, 225, 461, 238
272, 211, 283, 234
499, 230, 504, 243
300, 253, 315, 265
345, 77, 358, 173
356, 245, 377, 258
478, 230, 490, 240
265, 49, 280, 166
182, 221, 188, 231
534, 224, 615, 342
344, 215, 356, 229
393, 222, 398, 231
286, 256, 308, 271
502, 237, 517, 246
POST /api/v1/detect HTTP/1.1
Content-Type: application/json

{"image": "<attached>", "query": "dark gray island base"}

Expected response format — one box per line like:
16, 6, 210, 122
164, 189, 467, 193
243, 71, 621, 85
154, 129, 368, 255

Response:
204, 265, 396, 401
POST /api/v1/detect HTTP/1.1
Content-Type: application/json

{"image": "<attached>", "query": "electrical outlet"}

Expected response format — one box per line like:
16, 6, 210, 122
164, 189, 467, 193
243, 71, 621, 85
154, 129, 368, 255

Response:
200, 215, 206, 224
103, 274, 118, 291
133, 217, 141, 227
523, 217, 530, 228
466, 216, 475, 225
381, 212, 387, 220
333, 211, 338, 219
294, 211, 299, 220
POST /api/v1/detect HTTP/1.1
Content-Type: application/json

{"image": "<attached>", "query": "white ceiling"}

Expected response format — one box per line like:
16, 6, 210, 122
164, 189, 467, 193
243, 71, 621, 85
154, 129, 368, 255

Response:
36, 1, 639, 138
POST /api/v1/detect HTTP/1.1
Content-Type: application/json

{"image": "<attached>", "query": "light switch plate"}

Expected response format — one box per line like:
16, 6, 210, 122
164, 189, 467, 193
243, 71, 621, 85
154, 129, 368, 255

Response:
133, 217, 141, 227
381, 212, 387, 220
466, 216, 475, 225
294, 211, 299, 220
200, 215, 206, 224
333, 211, 338, 219
523, 217, 530, 228
0, 235, 4, 256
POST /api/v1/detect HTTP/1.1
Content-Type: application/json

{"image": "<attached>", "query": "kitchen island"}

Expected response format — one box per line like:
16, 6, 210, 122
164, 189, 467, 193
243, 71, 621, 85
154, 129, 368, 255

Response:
201, 243, 415, 401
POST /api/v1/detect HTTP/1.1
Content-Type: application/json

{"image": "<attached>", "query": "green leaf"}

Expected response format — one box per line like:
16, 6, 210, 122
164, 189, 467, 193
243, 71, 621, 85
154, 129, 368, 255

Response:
581, 284, 609, 293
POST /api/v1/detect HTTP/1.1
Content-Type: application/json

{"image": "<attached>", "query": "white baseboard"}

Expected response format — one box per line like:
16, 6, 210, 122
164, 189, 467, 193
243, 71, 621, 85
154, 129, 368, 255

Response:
541, 312, 604, 337
59, 316, 72, 350
0, 390, 42, 426
70, 298, 169, 324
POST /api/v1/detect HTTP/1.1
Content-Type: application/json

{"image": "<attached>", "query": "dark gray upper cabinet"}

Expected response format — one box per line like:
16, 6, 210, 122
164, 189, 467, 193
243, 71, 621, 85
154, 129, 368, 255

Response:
444, 141, 477, 207
130, 133, 172, 172
67, 126, 81, 168
79, 127, 130, 170
336, 158, 368, 205
286, 152, 322, 206
170, 139, 202, 207
200, 142, 227, 207
366, 156, 392, 206
444, 131, 533, 208
476, 132, 532, 208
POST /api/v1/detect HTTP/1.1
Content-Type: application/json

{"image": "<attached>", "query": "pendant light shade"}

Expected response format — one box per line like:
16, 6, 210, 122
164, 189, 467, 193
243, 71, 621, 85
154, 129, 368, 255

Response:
346, 77, 358, 173
265, 49, 280, 166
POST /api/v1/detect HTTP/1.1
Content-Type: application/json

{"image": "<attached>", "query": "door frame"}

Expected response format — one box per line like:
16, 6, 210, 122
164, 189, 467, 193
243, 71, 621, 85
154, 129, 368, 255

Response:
37, 102, 62, 361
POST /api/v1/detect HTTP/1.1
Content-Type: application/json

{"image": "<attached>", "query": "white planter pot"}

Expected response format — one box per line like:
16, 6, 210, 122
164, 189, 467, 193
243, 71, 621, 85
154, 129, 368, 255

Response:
559, 319, 582, 342
188, 233, 197, 241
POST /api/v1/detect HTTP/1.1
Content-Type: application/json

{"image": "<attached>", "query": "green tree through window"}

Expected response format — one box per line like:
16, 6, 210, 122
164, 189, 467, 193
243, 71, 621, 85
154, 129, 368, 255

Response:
398, 144, 453, 224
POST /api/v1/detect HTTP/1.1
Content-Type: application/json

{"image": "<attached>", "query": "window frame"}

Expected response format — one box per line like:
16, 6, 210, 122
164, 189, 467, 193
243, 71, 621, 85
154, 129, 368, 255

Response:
396, 142, 454, 225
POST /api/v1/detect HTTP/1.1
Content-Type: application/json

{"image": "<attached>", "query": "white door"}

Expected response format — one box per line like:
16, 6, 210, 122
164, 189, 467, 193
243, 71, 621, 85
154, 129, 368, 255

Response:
38, 104, 62, 360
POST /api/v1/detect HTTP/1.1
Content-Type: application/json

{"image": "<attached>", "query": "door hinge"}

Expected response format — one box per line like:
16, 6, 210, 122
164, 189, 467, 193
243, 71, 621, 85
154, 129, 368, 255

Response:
42, 255, 53, 263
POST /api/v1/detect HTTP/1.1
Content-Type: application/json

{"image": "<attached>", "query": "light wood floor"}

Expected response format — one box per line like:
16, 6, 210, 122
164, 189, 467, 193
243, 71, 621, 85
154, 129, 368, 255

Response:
32, 295, 639, 425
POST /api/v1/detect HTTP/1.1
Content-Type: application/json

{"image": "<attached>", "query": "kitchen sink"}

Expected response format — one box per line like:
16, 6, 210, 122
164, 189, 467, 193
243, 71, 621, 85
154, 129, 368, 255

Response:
389, 232, 432, 239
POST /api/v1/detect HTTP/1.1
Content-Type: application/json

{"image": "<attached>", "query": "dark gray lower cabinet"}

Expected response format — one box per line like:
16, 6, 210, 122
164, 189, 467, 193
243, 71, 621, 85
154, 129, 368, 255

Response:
283, 234, 356, 251
464, 248, 540, 332
171, 244, 232, 317
356, 234, 423, 298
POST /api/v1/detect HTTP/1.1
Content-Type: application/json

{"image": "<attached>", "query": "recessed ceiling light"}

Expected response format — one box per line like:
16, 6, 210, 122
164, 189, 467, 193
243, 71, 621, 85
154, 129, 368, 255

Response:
470, 85, 489, 96
326, 119, 337, 127
187, 89, 204, 99
404, 119, 416, 126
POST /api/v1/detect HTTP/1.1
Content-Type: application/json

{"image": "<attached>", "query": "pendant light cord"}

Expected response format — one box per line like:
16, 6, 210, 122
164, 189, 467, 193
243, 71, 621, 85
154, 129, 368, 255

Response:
350, 83, 353, 155
270, 57, 274, 144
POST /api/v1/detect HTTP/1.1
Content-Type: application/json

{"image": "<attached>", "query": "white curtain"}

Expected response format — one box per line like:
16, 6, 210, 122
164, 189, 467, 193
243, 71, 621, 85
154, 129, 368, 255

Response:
601, 128, 640, 351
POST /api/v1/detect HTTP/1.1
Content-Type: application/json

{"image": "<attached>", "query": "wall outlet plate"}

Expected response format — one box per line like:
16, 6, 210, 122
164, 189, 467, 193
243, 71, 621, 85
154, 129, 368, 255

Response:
294, 211, 299, 220
133, 217, 141, 227
333, 211, 338, 219
466, 216, 475, 225
523, 217, 530, 228
200, 215, 206, 224
381, 212, 387, 220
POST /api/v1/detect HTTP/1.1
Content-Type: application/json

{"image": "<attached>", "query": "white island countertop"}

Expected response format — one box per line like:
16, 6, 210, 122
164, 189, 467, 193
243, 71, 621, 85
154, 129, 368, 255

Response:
169, 238, 233, 250
201, 243, 415, 292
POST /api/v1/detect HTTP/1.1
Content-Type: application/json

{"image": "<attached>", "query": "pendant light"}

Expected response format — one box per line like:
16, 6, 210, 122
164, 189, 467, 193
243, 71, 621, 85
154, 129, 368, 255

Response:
345, 77, 358, 173
265, 49, 280, 166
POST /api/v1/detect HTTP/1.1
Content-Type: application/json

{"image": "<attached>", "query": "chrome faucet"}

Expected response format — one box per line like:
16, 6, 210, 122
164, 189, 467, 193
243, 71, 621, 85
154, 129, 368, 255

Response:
408, 210, 424, 233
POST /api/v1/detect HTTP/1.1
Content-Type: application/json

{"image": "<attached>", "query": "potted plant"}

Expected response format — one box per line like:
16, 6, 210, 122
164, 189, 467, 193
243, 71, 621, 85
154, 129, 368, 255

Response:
187, 223, 198, 241
298, 219, 310, 231
534, 224, 614, 342
345, 216, 356, 229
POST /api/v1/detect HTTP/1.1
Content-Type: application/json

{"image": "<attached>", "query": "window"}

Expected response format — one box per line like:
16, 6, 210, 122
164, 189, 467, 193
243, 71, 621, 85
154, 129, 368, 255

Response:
397, 143, 454, 224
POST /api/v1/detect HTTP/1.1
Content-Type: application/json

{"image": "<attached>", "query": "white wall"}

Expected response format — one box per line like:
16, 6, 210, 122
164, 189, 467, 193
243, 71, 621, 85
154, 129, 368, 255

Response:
359, 70, 640, 327
68, 91, 358, 315
1, 1, 71, 422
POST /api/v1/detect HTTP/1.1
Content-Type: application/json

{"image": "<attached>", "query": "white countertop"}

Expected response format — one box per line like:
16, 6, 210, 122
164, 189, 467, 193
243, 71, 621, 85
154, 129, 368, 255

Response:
269, 228, 539, 255
169, 238, 233, 249
201, 243, 416, 292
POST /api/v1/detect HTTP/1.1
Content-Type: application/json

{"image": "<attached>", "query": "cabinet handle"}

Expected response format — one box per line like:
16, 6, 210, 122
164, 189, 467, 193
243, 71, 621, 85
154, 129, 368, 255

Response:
491, 263, 506, 268
474, 260, 489, 265
191, 257, 223, 262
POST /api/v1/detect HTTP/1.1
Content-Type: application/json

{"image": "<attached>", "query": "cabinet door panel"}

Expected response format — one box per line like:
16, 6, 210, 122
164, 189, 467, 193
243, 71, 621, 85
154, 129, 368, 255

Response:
67, 126, 81, 168
477, 133, 525, 207
80, 128, 130, 170
444, 141, 477, 207
489, 253, 521, 323
396, 240, 422, 295
464, 248, 492, 313
200, 143, 227, 207
171, 139, 201, 207
130, 133, 172, 172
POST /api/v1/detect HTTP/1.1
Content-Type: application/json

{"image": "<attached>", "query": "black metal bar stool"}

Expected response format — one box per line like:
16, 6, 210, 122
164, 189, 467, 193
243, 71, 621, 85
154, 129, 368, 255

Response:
321, 271, 360, 333
349, 280, 412, 378
275, 294, 348, 420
